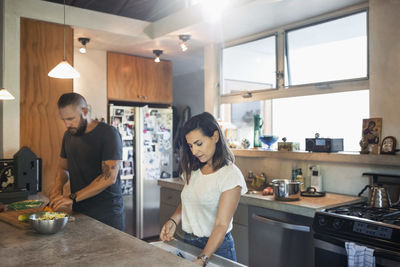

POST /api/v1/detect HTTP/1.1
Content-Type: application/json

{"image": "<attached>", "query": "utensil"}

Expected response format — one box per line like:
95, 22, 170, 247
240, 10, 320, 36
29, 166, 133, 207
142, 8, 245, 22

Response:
300, 187, 326, 197
271, 179, 301, 201
29, 211, 69, 234
259, 135, 279, 150
358, 185, 399, 208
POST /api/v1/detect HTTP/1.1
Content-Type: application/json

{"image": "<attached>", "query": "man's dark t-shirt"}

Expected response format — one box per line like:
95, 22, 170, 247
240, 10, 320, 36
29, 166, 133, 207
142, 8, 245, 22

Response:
60, 122, 125, 230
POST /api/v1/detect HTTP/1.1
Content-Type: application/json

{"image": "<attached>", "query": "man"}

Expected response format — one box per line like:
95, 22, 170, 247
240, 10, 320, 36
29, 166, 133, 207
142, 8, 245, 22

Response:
49, 93, 125, 231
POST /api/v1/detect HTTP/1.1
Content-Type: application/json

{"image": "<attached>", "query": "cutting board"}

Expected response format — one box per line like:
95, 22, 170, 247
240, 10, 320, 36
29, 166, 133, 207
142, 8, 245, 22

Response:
0, 207, 44, 229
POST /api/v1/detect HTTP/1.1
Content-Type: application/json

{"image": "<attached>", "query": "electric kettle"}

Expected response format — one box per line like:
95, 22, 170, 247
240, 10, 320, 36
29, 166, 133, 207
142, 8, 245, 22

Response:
358, 184, 399, 208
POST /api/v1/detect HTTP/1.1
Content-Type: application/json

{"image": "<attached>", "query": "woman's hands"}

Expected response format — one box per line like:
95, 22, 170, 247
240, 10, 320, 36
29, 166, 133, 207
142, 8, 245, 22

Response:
160, 219, 177, 241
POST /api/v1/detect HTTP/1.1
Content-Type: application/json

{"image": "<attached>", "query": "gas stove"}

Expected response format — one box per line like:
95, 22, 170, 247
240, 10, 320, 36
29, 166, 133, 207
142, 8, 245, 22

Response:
313, 202, 400, 251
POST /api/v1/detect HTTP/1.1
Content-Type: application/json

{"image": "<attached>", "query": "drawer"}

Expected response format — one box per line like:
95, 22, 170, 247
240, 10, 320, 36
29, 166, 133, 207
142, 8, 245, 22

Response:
160, 187, 181, 207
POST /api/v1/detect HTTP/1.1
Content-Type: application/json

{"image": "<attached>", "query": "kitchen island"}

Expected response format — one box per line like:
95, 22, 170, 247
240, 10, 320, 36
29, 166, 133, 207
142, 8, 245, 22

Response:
0, 213, 197, 267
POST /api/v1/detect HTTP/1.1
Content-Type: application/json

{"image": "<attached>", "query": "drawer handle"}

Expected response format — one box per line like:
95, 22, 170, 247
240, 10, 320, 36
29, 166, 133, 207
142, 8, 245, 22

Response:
252, 213, 310, 232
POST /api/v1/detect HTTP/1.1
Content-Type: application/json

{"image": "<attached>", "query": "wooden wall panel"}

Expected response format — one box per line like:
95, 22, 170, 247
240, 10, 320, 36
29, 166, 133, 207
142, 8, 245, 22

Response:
20, 18, 73, 195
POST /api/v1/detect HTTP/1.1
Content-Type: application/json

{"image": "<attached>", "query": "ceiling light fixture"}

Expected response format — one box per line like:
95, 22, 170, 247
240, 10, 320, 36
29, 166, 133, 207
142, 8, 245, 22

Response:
153, 50, 163, 63
48, 0, 80, 79
78, 37, 90, 54
179, 34, 191, 52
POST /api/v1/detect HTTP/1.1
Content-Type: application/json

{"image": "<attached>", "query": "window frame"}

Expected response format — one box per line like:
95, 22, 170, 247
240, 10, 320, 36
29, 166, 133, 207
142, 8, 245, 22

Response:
284, 10, 369, 87
220, 33, 279, 96
219, 5, 370, 106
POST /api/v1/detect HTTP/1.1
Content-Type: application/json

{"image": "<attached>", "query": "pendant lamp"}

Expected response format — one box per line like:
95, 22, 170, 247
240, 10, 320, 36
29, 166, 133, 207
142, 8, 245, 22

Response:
0, 88, 15, 100
0, 23, 15, 100
48, 0, 80, 79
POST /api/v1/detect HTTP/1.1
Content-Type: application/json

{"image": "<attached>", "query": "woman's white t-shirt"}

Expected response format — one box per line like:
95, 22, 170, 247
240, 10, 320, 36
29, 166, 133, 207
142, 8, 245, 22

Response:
180, 163, 247, 237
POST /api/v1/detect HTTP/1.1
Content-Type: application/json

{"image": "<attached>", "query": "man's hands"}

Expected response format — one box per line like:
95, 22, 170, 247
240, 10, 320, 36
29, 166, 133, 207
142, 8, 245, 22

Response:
49, 195, 73, 212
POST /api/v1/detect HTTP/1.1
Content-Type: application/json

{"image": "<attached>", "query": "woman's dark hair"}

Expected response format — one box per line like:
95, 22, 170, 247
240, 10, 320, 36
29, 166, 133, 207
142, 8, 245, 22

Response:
180, 112, 234, 183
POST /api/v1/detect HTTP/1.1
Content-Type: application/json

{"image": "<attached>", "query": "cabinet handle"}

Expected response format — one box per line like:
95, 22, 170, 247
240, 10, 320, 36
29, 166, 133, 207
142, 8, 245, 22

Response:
143, 96, 148, 100
137, 95, 141, 99
251, 213, 310, 232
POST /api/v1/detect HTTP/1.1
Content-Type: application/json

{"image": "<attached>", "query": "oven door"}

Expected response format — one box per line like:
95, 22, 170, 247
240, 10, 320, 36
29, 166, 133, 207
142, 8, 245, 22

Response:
314, 233, 400, 267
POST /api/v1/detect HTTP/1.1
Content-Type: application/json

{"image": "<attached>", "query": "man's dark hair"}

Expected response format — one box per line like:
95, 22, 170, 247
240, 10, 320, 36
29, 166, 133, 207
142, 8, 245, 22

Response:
180, 112, 234, 184
57, 93, 87, 109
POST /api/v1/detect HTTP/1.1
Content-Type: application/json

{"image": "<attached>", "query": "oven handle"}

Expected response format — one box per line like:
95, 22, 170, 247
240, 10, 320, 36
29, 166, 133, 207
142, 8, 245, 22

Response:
314, 233, 400, 259
252, 213, 310, 232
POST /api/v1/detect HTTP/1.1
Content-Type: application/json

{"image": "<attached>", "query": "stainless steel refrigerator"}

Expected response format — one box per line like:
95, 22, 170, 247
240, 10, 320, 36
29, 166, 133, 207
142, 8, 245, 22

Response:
109, 104, 173, 239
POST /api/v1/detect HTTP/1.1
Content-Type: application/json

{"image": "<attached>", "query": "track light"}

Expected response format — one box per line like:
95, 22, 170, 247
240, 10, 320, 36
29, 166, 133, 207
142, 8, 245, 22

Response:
179, 34, 191, 52
78, 37, 90, 54
153, 50, 163, 63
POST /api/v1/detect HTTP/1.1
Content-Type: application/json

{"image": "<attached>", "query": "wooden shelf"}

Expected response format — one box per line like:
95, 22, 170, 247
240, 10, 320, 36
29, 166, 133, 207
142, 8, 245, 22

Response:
232, 149, 400, 167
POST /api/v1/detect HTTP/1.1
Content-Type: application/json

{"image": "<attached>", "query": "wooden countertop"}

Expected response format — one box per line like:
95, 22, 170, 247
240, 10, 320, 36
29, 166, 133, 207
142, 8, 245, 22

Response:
158, 178, 364, 218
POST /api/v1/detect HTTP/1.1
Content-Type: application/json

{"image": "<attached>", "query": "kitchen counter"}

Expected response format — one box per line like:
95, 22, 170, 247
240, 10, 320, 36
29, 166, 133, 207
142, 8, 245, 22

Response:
0, 212, 197, 267
158, 178, 364, 218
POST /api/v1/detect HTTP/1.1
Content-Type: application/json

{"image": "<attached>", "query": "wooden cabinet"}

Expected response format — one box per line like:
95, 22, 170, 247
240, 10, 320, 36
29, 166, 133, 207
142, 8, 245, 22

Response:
107, 52, 172, 104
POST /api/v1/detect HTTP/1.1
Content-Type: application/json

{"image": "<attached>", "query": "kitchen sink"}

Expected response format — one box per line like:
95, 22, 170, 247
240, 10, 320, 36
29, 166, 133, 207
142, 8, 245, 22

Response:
151, 240, 246, 267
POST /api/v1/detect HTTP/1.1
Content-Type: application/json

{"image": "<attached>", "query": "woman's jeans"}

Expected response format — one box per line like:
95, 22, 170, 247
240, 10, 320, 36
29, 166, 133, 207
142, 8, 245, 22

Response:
183, 232, 237, 262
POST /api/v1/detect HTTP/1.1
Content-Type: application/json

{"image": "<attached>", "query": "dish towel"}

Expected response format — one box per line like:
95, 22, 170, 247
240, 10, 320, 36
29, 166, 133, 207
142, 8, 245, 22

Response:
345, 242, 376, 267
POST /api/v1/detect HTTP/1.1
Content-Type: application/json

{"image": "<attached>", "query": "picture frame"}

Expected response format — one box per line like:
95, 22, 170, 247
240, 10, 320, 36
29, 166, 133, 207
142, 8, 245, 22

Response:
362, 118, 382, 155
362, 118, 382, 145
380, 136, 397, 155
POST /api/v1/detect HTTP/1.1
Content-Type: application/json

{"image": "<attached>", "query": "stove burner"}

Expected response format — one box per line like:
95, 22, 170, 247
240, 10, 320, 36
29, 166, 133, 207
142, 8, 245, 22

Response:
326, 203, 400, 224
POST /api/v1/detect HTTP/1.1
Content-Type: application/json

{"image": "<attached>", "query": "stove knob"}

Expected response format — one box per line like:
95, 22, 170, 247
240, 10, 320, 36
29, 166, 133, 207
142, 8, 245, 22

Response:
333, 219, 343, 230
318, 216, 327, 226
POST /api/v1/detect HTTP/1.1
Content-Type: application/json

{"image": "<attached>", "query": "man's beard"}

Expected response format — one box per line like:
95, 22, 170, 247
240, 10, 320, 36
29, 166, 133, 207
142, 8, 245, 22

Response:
68, 115, 88, 136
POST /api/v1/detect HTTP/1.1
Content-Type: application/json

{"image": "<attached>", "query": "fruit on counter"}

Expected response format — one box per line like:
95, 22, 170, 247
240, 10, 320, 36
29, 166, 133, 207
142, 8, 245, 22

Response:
262, 187, 274, 196
18, 213, 30, 222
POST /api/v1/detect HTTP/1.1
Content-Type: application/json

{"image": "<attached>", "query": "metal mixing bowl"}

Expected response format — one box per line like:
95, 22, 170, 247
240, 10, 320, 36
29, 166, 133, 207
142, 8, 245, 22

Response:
29, 212, 69, 234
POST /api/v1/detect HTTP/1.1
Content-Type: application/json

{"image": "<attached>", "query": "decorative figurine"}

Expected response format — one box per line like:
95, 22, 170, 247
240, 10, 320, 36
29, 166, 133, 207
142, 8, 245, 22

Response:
380, 136, 397, 155
359, 137, 369, 154
241, 138, 251, 149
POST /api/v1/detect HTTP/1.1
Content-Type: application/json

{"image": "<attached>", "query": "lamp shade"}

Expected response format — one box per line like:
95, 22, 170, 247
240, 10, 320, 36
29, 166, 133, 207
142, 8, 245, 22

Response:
48, 60, 80, 79
0, 88, 15, 100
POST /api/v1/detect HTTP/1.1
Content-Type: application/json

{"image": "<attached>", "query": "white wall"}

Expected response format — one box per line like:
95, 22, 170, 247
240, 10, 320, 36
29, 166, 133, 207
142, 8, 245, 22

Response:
73, 49, 107, 120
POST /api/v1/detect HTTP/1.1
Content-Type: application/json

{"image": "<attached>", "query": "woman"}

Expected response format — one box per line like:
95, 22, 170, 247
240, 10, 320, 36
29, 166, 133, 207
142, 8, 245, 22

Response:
160, 112, 247, 266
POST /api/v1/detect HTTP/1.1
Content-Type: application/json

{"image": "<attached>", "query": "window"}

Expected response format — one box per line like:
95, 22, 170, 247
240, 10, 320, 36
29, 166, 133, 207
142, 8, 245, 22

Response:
222, 35, 276, 95
272, 90, 369, 151
219, 8, 369, 152
286, 12, 367, 86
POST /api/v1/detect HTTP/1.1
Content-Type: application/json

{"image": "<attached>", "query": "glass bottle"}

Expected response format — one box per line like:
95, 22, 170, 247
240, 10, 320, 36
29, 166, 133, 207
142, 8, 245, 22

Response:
253, 114, 263, 147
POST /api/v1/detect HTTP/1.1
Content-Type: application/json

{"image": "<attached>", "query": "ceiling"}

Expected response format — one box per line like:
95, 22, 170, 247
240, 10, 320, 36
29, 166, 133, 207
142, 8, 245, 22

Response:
41, 0, 367, 76
42, 0, 187, 22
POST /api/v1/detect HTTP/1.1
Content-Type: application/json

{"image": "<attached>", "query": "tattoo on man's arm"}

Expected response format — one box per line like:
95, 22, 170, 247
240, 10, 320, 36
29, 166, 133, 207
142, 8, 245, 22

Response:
102, 162, 111, 180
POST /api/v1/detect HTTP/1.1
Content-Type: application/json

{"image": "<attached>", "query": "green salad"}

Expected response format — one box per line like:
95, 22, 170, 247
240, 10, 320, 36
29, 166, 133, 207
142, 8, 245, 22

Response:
9, 200, 44, 210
